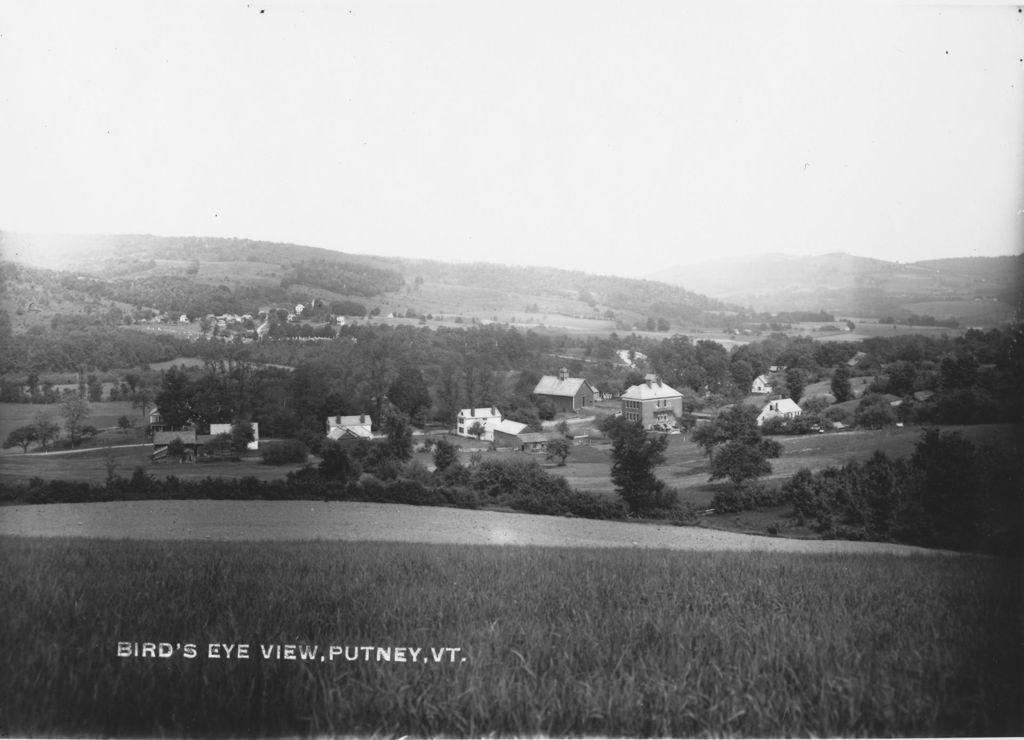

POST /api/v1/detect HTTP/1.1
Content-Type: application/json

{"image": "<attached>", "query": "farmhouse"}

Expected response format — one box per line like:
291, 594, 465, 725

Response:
148, 408, 166, 430
491, 419, 529, 449
326, 414, 373, 441
756, 398, 803, 426
456, 407, 503, 441
533, 368, 594, 413
620, 374, 683, 430
751, 374, 773, 394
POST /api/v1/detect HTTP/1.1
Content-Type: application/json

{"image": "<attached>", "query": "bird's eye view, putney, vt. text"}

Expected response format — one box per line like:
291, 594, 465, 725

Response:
1, 1, 1022, 738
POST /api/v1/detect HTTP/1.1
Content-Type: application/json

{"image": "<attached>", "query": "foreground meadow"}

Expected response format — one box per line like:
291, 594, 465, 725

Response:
1, 538, 1020, 737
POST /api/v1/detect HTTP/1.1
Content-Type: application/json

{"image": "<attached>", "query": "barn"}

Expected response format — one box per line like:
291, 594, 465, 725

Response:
533, 368, 594, 414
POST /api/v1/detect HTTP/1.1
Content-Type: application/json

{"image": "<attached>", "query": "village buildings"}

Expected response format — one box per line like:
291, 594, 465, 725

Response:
620, 374, 683, 430
533, 368, 594, 413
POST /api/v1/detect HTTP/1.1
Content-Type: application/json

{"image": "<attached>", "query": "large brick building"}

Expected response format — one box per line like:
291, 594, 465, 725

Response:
620, 374, 683, 430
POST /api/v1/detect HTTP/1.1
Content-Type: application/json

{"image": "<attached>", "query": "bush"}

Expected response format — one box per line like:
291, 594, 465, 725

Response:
711, 482, 784, 513
261, 440, 309, 465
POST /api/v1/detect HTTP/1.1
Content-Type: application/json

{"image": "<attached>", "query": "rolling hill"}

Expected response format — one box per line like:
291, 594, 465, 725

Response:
653, 252, 1022, 325
0, 231, 736, 331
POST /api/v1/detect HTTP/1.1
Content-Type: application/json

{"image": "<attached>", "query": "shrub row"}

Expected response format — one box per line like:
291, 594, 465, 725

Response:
0, 465, 625, 522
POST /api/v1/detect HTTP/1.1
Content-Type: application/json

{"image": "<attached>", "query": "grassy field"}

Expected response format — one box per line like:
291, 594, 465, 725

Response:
0, 400, 142, 453
0, 445, 304, 484
0, 538, 1019, 737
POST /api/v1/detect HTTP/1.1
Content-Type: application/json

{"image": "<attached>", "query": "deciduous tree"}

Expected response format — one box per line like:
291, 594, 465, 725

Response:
34, 413, 60, 451
432, 438, 459, 472
709, 438, 782, 486
3, 425, 38, 453
545, 438, 571, 466
59, 394, 92, 448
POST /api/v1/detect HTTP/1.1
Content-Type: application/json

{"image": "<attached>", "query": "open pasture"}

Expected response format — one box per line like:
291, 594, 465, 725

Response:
0, 400, 140, 453
0, 537, 1018, 738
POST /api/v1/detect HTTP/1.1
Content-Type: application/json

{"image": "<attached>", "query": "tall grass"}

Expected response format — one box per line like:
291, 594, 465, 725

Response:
1, 538, 1019, 737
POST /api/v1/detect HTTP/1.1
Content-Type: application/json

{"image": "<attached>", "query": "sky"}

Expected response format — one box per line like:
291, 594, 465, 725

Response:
1, 0, 1021, 277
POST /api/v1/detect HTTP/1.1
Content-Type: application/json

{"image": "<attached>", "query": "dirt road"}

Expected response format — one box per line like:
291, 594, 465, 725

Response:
0, 500, 950, 555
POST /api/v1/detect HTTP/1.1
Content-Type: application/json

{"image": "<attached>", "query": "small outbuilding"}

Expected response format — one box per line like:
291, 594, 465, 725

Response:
491, 419, 529, 449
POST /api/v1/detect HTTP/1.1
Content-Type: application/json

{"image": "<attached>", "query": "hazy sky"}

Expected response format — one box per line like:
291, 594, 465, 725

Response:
1, 0, 1021, 276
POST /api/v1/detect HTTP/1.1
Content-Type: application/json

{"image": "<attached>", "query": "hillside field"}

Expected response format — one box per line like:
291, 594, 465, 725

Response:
1, 537, 1018, 737
0, 400, 141, 452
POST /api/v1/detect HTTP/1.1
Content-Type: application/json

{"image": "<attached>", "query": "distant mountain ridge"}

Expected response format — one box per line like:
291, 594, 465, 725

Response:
653, 252, 1022, 323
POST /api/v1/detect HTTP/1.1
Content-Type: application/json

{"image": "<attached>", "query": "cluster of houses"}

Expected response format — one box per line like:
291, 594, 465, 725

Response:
149, 361, 813, 462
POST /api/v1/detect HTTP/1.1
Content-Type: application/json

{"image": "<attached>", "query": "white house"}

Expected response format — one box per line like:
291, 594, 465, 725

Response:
751, 374, 773, 394
756, 398, 803, 426
326, 414, 373, 440
209, 422, 260, 450
456, 407, 503, 441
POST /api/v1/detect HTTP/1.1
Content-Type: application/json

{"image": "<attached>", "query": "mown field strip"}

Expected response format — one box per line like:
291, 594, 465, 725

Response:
1, 538, 1018, 737
0, 499, 951, 554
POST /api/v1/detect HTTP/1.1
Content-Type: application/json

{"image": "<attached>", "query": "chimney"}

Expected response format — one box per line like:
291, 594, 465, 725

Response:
335, 415, 341, 424
558, 367, 569, 381
491, 406, 496, 415
645, 373, 658, 387
471, 407, 475, 417
359, 414, 365, 423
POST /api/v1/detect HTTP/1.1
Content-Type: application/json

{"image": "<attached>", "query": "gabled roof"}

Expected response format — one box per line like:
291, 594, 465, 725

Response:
326, 415, 373, 440
754, 374, 771, 384
533, 375, 588, 397
621, 379, 682, 401
493, 420, 528, 436
327, 426, 371, 441
759, 398, 802, 416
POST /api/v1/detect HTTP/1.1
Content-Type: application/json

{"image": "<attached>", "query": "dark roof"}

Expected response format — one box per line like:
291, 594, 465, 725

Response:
153, 430, 197, 445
